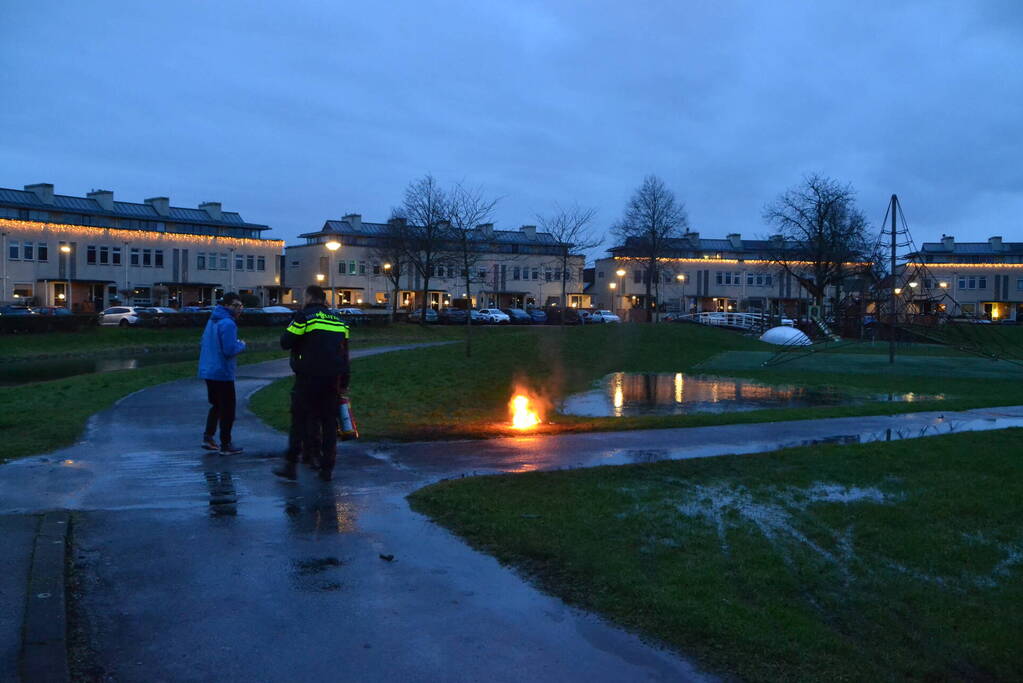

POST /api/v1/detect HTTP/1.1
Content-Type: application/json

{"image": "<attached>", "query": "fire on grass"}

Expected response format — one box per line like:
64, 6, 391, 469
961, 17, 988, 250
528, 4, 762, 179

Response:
509, 387, 546, 430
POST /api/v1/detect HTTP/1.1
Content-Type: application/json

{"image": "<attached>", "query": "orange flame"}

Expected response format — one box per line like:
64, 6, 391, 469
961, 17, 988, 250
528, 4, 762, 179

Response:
509, 393, 541, 430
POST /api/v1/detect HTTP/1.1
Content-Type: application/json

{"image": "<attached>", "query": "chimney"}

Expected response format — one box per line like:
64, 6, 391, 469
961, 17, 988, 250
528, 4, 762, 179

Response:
25, 183, 54, 205
343, 213, 362, 231
145, 196, 170, 216
687, 231, 700, 248
388, 216, 406, 229
942, 235, 955, 251
519, 224, 536, 239
478, 223, 495, 239
727, 233, 742, 249
989, 235, 1004, 251
87, 189, 114, 211
199, 202, 222, 220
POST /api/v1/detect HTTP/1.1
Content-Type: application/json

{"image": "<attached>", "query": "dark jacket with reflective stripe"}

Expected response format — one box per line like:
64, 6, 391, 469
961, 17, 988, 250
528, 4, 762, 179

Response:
280, 304, 350, 383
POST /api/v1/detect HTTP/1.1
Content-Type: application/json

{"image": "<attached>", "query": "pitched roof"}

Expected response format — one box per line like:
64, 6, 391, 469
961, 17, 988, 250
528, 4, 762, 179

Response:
908, 241, 1023, 256
0, 186, 267, 229
304, 219, 570, 247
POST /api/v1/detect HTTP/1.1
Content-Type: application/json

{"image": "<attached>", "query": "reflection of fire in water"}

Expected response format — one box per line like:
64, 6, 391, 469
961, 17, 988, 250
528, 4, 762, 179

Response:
510, 393, 541, 429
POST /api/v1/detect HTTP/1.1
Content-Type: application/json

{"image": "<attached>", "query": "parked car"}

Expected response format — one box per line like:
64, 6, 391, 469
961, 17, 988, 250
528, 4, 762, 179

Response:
577, 309, 594, 324
333, 307, 366, 317
501, 308, 533, 324
439, 307, 468, 324
407, 308, 439, 323
526, 308, 547, 324
33, 306, 74, 316
262, 305, 293, 313
0, 305, 36, 316
590, 309, 621, 323
99, 306, 146, 327
477, 308, 510, 324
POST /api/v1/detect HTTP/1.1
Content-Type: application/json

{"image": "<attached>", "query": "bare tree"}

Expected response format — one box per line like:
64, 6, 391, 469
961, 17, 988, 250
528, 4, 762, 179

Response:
369, 217, 409, 322
393, 175, 450, 323
537, 203, 600, 326
763, 174, 871, 308
446, 183, 499, 356
613, 175, 689, 321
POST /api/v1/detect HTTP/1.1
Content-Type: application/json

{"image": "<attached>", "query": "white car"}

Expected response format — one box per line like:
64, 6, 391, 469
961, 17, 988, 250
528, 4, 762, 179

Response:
591, 310, 621, 323
262, 305, 293, 313
477, 308, 510, 324
99, 306, 146, 327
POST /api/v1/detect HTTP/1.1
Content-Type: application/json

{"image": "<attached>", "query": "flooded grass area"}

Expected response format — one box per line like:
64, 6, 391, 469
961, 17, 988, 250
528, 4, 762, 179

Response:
560, 372, 945, 417
0, 351, 202, 386
410, 428, 1023, 682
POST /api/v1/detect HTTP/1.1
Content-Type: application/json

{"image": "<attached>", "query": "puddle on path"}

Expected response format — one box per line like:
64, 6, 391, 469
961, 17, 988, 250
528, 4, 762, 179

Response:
599, 414, 1023, 466
560, 372, 945, 417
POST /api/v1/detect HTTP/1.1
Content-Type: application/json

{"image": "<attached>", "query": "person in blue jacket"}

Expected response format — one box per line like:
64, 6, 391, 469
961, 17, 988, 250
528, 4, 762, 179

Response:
199, 292, 247, 454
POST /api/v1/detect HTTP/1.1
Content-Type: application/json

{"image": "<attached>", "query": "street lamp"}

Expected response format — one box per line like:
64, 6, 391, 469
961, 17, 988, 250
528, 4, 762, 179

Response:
60, 244, 72, 309
325, 240, 341, 307
676, 273, 687, 313
615, 268, 626, 312
608, 281, 616, 309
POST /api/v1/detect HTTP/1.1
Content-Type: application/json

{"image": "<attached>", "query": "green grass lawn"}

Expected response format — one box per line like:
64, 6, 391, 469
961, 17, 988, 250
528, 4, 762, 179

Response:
0, 350, 289, 464
250, 324, 1023, 441
0, 321, 467, 360
409, 429, 1023, 681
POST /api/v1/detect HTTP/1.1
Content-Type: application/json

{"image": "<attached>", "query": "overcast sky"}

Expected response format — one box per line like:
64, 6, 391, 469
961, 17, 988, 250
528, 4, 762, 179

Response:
2, 1, 1021, 262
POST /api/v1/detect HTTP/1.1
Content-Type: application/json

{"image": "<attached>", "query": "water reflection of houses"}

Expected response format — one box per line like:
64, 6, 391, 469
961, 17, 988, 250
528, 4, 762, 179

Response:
609, 372, 798, 416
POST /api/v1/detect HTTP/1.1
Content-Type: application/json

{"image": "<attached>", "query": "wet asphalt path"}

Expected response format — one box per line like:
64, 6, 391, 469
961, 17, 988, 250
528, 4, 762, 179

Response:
2, 344, 1022, 682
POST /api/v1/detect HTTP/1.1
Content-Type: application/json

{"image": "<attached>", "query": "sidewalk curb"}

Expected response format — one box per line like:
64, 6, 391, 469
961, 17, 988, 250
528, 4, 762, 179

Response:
19, 510, 70, 683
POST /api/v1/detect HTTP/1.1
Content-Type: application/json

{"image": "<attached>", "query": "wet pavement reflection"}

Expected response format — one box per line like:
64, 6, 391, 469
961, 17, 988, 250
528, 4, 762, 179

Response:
561, 372, 946, 417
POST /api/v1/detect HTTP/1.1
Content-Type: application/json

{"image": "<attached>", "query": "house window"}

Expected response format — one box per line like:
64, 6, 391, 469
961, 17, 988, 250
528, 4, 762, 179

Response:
87, 246, 97, 264
978, 276, 987, 289
23, 243, 34, 260
99, 247, 109, 265
197, 254, 206, 270
37, 243, 48, 261
246, 255, 254, 271
257, 256, 265, 271
479, 269, 488, 280
142, 249, 152, 267
348, 260, 356, 274
359, 262, 366, 275
532, 269, 539, 280
598, 271, 604, 278
112, 247, 121, 265
436, 266, 444, 278
372, 263, 380, 275
130, 248, 140, 266
155, 250, 164, 268
1017, 278, 1023, 291
8, 241, 19, 260
338, 261, 346, 274
219, 253, 228, 270
634, 270, 642, 283
235, 254, 244, 270
554, 269, 561, 281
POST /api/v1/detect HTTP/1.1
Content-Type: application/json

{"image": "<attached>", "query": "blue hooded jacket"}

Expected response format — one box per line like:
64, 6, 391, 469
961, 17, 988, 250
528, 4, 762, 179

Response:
198, 305, 246, 381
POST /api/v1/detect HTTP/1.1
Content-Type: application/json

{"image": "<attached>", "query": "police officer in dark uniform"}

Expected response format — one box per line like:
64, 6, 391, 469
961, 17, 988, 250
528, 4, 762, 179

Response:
273, 285, 350, 482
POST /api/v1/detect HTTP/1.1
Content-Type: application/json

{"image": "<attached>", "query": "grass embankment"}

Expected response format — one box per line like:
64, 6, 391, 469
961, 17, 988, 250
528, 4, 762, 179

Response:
0, 322, 465, 360
0, 351, 288, 464
250, 324, 1023, 441
0, 323, 467, 463
409, 430, 1023, 681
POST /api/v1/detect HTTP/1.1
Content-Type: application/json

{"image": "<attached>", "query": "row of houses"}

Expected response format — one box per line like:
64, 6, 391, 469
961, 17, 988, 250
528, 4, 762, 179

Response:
2, 182, 1022, 321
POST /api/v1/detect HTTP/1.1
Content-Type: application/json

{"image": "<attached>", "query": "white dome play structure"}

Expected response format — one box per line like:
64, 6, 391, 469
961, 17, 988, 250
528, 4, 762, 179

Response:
759, 326, 811, 346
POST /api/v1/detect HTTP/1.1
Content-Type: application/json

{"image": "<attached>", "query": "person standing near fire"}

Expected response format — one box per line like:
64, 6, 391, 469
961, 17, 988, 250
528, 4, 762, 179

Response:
273, 285, 350, 482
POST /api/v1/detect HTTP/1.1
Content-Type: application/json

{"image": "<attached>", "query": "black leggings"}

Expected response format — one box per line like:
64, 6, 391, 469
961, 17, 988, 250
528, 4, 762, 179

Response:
204, 380, 236, 445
